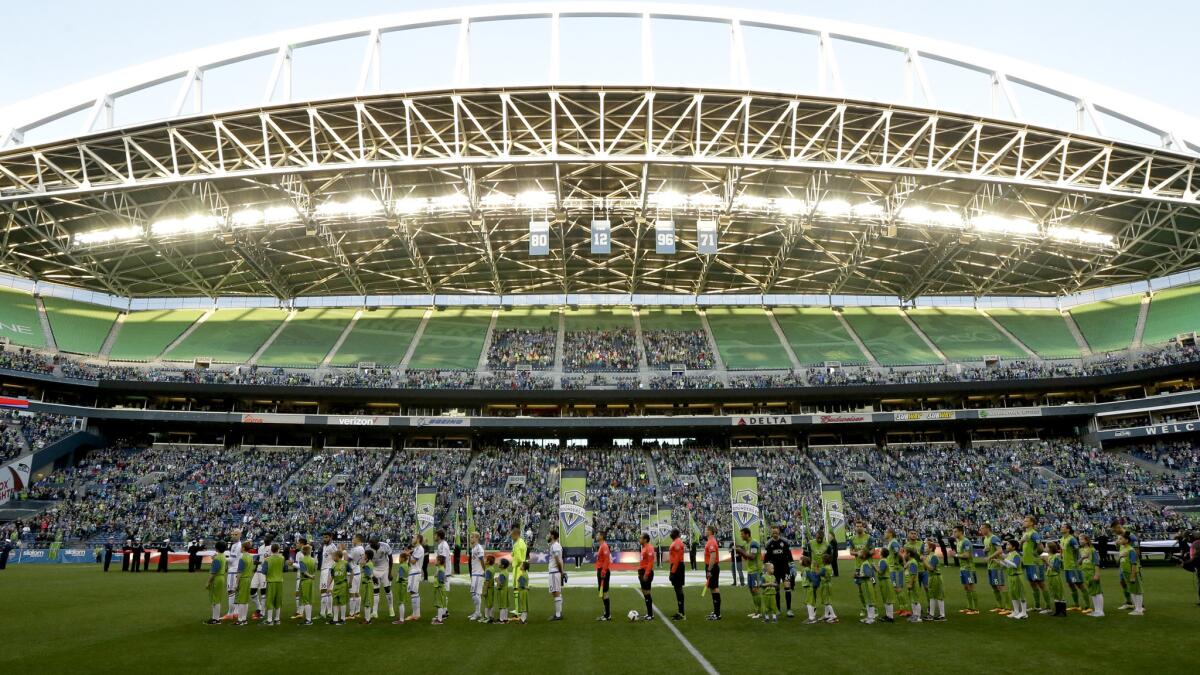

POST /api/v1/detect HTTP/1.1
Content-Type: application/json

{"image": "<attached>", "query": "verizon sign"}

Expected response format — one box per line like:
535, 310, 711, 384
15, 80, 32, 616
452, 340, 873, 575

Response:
732, 415, 790, 426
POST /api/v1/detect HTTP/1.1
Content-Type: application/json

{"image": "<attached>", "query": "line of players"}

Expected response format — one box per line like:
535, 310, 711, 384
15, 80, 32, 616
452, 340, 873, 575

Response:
694, 516, 1145, 624
201, 515, 1146, 626
203, 524, 557, 626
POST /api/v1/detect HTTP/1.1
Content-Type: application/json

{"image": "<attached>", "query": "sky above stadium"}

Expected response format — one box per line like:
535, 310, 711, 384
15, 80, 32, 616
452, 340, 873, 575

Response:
0, 0, 1195, 130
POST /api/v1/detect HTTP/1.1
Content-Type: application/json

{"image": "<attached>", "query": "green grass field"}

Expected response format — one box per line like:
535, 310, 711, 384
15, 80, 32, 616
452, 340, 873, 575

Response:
1, 564, 1196, 673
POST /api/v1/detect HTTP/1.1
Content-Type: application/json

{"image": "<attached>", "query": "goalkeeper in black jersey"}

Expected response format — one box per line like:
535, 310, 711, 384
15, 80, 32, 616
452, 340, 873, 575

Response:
764, 526, 795, 618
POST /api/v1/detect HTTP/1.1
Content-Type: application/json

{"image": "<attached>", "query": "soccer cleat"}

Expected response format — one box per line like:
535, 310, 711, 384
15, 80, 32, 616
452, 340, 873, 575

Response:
1038, 609, 1053, 615
596, 615, 611, 621
879, 616, 894, 623
1117, 603, 1133, 610
291, 612, 304, 619
859, 618, 874, 625
964, 609, 979, 615
431, 618, 443, 625
747, 613, 761, 619
671, 613, 685, 621
786, 610, 795, 618
405, 615, 421, 622
1081, 608, 1093, 614
1128, 609, 1144, 616
803, 618, 819, 625
906, 616, 921, 623
705, 613, 721, 621
549, 615, 564, 622
234, 620, 248, 626
933, 616, 946, 622
391, 618, 405, 625
640, 614, 654, 621
825, 617, 839, 624
205, 619, 222, 625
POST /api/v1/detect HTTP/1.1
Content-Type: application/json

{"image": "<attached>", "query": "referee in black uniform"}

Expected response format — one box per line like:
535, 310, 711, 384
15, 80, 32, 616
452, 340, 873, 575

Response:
764, 525, 795, 617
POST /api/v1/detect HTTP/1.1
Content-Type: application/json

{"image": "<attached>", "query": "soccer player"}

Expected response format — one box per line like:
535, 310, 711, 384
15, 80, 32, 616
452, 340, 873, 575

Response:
1046, 542, 1067, 617
390, 550, 410, 625
668, 528, 686, 620
296, 544, 317, 625
434, 529, 452, 618
547, 528, 565, 621
764, 525, 794, 617
737, 527, 764, 620
250, 535, 270, 619
292, 535, 308, 619
853, 547, 877, 624
953, 526, 979, 615
481, 554, 496, 623
234, 540, 254, 625
1059, 524, 1083, 611
900, 546, 922, 622
847, 520, 873, 617
348, 535, 366, 619
495, 558, 512, 623
319, 533, 337, 618
205, 541, 228, 625
1110, 520, 1140, 609
361, 549, 376, 624
979, 523, 1009, 614
1117, 533, 1144, 615
882, 528, 908, 616
595, 529, 612, 621
262, 543, 286, 626
703, 525, 722, 621
468, 532, 485, 621
1078, 534, 1104, 617
369, 538, 393, 618
1001, 540, 1028, 619
819, 553, 838, 623
330, 549, 349, 625
406, 535, 426, 622
871, 546, 895, 622
515, 560, 530, 624
224, 530, 242, 620
923, 539, 945, 621
637, 532, 656, 621
509, 524, 527, 615
432, 554, 447, 625
762, 562, 778, 623
1019, 516, 1048, 614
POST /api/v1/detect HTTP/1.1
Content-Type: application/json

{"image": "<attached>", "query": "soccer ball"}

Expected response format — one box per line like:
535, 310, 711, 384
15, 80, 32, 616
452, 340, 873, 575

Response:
627, 610, 640, 622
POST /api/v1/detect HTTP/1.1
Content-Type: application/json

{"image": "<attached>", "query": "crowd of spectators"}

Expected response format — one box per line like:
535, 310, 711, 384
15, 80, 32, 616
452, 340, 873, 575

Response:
642, 330, 715, 370
0, 411, 79, 463
727, 373, 805, 388
560, 374, 641, 390
0, 347, 55, 376
352, 449, 471, 541
648, 374, 723, 390
451, 445, 558, 548
477, 371, 556, 390
563, 329, 639, 372
1129, 440, 1200, 472
486, 328, 557, 370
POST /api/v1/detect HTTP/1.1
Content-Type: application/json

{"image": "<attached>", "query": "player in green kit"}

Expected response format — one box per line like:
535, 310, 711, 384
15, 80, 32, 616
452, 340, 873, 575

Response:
762, 562, 779, 623
1117, 533, 1144, 615
514, 560, 530, 624
847, 521, 873, 614
900, 547, 922, 623
232, 540, 253, 625
1110, 520, 1141, 609
1059, 524, 1084, 611
1045, 542, 1067, 616
361, 549, 376, 624
330, 550, 349, 625
883, 529, 907, 617
1019, 516, 1048, 614
853, 548, 878, 624
952, 526, 978, 615
904, 530, 923, 613
819, 555, 838, 623
979, 523, 1010, 615
872, 547, 895, 622
1001, 540, 1028, 619
495, 558, 512, 623
1078, 534, 1103, 617
923, 539, 945, 621
737, 527, 764, 619
261, 543, 286, 626
391, 550, 410, 625
205, 541, 228, 625
296, 544, 317, 625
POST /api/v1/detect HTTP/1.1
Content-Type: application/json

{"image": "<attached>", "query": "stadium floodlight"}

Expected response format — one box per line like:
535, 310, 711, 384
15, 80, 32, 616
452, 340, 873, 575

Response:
481, 192, 514, 208
516, 190, 555, 209
649, 191, 686, 209
971, 214, 1037, 236
314, 197, 383, 218
431, 192, 470, 210
74, 225, 143, 246
392, 197, 428, 214
1047, 226, 1115, 247
230, 208, 264, 229
852, 202, 885, 218
772, 197, 805, 214
900, 205, 965, 229
814, 199, 852, 217
689, 192, 722, 208
151, 214, 221, 237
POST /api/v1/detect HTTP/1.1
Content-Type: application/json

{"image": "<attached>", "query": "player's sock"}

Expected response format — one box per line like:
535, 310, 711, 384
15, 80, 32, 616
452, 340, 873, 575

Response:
675, 587, 685, 614
1069, 585, 1079, 607
785, 589, 792, 610
1020, 600, 1028, 616
211, 604, 220, 621
825, 604, 836, 619
1133, 594, 1143, 612
473, 592, 481, 617
603, 597, 610, 617
1092, 594, 1104, 615
713, 593, 721, 617
385, 589, 395, 616
304, 605, 311, 621
806, 605, 815, 621
644, 594, 653, 617
911, 602, 920, 618
1122, 588, 1132, 605
411, 593, 421, 617
500, 608, 508, 621
884, 603, 893, 619
397, 602, 406, 620
555, 596, 563, 618
866, 605, 875, 621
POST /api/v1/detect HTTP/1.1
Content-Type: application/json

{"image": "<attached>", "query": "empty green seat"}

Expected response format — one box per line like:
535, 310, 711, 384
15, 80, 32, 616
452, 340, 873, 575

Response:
329, 307, 425, 366
773, 307, 867, 364
908, 308, 1025, 361
164, 308, 286, 363
841, 307, 940, 365
705, 307, 791, 369
257, 307, 357, 367
985, 309, 1080, 359
42, 296, 120, 355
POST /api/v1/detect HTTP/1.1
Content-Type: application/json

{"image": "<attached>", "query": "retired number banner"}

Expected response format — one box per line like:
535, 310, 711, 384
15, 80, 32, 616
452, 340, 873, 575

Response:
730, 467, 761, 544
558, 468, 589, 556
415, 485, 437, 544
821, 483, 847, 543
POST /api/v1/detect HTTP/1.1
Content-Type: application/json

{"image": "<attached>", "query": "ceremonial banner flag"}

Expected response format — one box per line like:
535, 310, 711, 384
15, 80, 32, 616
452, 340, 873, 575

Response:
729, 467, 761, 544
821, 483, 847, 543
585, 509, 594, 543
466, 498, 476, 537
654, 498, 673, 548
558, 468, 589, 556
688, 509, 701, 542
416, 485, 437, 545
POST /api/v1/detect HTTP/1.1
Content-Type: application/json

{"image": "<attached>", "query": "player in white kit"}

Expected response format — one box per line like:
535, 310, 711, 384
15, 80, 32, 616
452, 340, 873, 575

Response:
369, 538, 394, 618
434, 530, 453, 622
319, 533, 338, 618
292, 536, 308, 619
548, 528, 565, 620
468, 532, 485, 621
348, 535, 366, 618
250, 535, 272, 619
224, 530, 243, 620
406, 535, 425, 622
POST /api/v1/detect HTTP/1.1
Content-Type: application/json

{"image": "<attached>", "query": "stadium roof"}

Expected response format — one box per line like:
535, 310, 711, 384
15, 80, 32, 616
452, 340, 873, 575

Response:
1, 3, 1200, 300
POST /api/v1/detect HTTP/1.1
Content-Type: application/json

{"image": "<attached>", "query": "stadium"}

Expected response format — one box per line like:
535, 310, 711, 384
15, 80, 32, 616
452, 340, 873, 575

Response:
1, 2, 1199, 671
